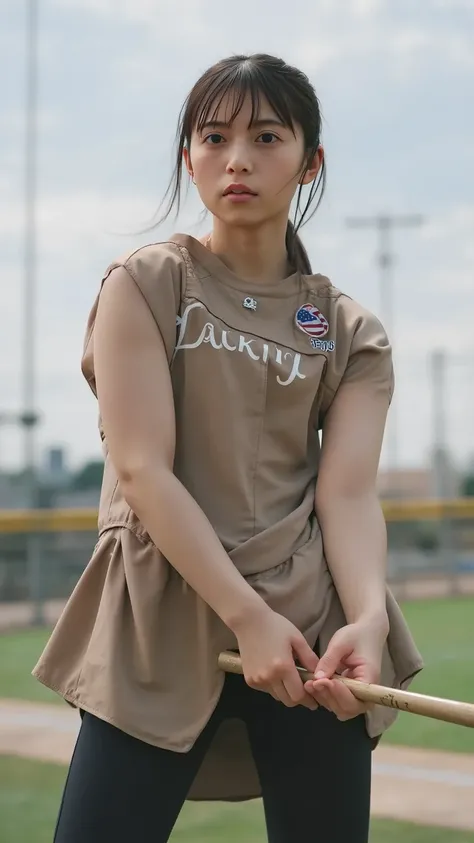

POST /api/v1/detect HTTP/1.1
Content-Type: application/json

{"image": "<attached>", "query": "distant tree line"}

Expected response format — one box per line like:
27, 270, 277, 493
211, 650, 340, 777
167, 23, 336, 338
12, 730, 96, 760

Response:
462, 473, 474, 497
70, 460, 104, 491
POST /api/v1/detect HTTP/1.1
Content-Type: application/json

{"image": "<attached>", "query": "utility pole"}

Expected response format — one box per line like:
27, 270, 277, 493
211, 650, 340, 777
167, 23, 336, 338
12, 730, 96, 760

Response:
431, 349, 448, 500
346, 213, 424, 491
22, 0, 40, 497
23, 0, 43, 624
430, 349, 458, 592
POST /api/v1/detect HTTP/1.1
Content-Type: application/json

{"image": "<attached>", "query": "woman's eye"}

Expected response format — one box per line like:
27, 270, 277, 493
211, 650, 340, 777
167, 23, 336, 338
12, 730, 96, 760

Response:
204, 133, 224, 144
257, 132, 278, 144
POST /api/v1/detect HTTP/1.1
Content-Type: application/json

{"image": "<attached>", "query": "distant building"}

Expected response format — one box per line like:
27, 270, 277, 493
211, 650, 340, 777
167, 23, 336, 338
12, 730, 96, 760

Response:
377, 468, 434, 499
41, 446, 70, 489
378, 449, 460, 499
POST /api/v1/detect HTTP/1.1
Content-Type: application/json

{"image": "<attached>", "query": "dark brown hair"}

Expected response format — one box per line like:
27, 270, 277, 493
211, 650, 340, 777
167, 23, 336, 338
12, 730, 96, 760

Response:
158, 53, 326, 274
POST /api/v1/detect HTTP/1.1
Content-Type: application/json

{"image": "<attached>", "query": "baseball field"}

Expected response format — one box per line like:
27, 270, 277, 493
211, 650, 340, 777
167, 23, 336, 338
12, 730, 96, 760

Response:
1, 596, 473, 842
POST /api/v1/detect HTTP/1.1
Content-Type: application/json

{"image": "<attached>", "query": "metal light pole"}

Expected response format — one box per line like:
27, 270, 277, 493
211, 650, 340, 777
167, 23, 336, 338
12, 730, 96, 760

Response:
23, 0, 43, 624
346, 213, 424, 491
431, 349, 448, 500
22, 0, 40, 492
430, 349, 459, 593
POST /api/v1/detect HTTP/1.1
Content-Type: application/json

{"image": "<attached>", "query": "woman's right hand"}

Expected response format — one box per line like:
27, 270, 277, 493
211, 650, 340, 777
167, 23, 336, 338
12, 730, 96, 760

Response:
233, 606, 320, 710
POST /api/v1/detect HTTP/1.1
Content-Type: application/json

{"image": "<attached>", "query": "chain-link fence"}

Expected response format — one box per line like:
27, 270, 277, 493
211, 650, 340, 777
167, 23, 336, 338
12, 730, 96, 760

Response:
1, 503, 474, 630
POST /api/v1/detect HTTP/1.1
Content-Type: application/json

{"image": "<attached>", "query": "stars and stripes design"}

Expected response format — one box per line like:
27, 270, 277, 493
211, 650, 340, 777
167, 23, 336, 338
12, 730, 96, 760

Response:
295, 303, 329, 339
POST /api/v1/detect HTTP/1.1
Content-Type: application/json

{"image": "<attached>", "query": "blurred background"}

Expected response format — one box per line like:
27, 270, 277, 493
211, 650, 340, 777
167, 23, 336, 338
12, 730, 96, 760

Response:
1, 0, 474, 841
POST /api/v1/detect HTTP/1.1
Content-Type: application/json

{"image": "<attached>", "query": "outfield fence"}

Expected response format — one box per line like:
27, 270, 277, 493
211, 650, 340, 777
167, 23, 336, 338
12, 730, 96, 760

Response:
1, 500, 474, 627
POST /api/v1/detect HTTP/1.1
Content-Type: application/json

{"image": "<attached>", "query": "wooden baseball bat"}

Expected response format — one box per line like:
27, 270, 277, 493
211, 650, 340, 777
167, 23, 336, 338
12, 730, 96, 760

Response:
218, 650, 474, 728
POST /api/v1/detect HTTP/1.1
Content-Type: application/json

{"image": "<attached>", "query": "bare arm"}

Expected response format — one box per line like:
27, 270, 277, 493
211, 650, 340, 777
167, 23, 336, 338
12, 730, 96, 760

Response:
93, 266, 265, 632
304, 380, 392, 713
314, 380, 390, 632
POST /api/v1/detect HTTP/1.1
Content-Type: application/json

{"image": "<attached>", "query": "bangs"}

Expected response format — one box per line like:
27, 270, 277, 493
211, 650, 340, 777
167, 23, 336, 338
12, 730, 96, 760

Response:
154, 53, 325, 265
187, 63, 298, 137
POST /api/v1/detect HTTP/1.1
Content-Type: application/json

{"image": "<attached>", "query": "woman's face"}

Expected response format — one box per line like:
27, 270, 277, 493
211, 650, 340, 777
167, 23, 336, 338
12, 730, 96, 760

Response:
184, 92, 322, 230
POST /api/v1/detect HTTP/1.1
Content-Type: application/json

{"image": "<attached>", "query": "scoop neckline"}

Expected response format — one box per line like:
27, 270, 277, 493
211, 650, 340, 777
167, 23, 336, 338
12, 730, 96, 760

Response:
169, 232, 304, 295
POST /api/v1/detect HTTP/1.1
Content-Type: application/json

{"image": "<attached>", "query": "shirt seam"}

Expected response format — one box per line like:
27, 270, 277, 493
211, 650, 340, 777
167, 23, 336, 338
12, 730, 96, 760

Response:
251, 362, 269, 537
195, 267, 339, 299
98, 521, 157, 547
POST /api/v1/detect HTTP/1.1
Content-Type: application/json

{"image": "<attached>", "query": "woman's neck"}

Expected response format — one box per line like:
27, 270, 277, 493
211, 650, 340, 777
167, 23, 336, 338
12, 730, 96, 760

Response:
204, 219, 293, 284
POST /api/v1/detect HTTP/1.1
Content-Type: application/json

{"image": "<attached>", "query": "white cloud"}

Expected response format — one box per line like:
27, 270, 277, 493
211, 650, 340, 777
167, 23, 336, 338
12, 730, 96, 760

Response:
0, 0, 473, 471
0, 109, 61, 137
434, 0, 474, 9
349, 0, 382, 17
420, 204, 474, 243
52, 0, 212, 43
54, 0, 473, 74
301, 21, 474, 76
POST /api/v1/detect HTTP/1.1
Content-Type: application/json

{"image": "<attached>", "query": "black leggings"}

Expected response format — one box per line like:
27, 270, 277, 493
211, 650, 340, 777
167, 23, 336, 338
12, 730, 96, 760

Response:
53, 673, 372, 843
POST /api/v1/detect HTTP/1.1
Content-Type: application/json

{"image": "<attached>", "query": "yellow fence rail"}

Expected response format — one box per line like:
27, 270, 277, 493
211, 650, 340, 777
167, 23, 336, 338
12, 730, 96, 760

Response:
0, 499, 473, 534
0, 509, 98, 534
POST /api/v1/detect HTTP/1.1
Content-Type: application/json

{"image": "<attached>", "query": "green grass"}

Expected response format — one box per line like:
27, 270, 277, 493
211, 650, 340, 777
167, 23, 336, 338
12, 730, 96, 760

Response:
384, 597, 474, 753
0, 627, 59, 705
0, 755, 472, 843
1, 596, 474, 752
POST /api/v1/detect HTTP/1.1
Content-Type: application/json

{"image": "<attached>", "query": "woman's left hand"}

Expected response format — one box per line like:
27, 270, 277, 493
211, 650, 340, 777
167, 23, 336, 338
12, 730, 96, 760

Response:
304, 617, 388, 720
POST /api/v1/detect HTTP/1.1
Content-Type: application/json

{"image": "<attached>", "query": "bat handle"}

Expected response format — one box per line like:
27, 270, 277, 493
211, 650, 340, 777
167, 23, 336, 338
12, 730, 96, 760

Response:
218, 651, 474, 729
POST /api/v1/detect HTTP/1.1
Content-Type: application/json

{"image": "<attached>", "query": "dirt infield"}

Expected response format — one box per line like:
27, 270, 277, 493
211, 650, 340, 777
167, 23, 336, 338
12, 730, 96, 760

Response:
0, 598, 66, 631
390, 573, 474, 601
1, 697, 474, 832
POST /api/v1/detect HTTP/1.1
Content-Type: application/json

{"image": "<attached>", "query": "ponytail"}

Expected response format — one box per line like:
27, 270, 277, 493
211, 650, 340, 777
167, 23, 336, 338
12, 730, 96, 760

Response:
285, 220, 312, 275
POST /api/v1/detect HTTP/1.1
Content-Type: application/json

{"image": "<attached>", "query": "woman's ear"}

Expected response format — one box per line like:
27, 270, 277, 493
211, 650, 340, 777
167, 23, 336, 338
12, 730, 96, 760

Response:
300, 146, 324, 185
183, 147, 194, 181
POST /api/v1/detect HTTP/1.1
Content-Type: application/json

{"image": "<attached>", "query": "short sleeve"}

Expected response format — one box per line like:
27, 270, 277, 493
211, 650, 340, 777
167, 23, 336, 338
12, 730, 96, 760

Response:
81, 241, 185, 394
318, 296, 394, 425
339, 310, 394, 399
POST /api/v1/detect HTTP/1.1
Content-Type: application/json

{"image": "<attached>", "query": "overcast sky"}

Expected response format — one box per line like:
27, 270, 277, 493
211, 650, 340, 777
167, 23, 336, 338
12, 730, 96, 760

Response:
1, 0, 473, 473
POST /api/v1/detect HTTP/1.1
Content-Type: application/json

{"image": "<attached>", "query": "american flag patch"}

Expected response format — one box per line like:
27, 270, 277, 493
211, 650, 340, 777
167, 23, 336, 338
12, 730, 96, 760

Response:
295, 303, 329, 339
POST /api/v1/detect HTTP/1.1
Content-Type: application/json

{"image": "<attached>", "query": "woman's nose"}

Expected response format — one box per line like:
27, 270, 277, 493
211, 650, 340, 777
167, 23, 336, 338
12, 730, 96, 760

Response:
225, 142, 253, 175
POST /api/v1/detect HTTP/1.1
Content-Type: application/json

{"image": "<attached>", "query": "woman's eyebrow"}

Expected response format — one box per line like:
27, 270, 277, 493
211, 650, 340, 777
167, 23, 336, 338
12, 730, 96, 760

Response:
200, 118, 286, 132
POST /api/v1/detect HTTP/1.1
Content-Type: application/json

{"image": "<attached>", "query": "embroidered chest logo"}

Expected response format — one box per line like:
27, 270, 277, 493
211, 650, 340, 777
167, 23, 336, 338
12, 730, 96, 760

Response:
295, 303, 328, 338
295, 303, 335, 352
173, 302, 306, 387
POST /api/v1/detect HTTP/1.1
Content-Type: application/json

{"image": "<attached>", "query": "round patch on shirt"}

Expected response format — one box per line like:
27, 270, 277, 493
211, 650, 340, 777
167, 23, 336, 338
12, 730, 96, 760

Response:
295, 303, 329, 339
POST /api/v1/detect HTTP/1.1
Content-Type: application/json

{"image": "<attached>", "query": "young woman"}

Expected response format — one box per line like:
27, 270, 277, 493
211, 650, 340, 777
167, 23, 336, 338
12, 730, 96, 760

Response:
33, 53, 423, 843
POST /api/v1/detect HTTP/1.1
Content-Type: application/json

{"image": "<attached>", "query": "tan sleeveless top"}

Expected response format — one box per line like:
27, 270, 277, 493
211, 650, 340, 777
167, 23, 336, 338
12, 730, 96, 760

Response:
33, 234, 423, 801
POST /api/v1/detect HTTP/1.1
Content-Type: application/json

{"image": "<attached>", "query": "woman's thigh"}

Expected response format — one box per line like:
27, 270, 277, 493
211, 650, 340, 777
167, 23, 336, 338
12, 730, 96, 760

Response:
53, 710, 220, 843
246, 692, 372, 843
